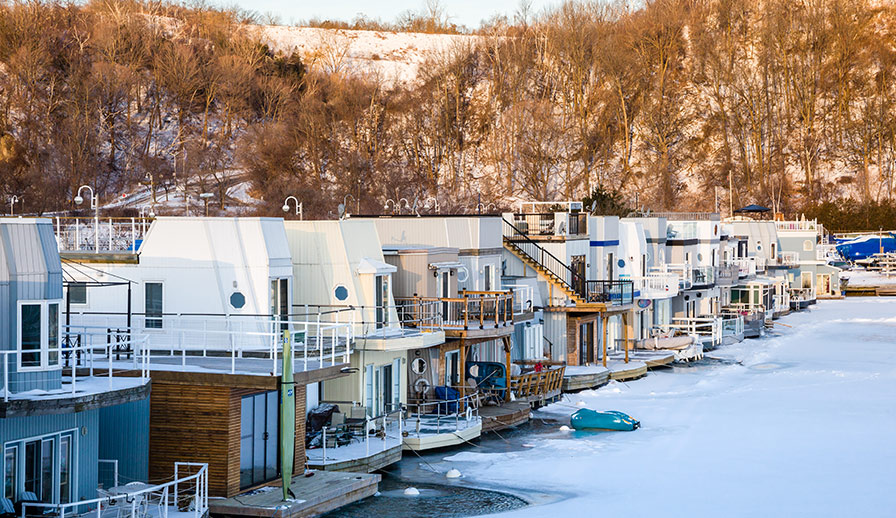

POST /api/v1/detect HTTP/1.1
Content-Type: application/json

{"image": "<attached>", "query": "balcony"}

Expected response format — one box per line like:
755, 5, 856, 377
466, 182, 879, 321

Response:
584, 280, 635, 306
768, 251, 799, 269
632, 272, 679, 299
508, 212, 588, 239
395, 291, 515, 339
691, 265, 716, 287
775, 219, 817, 231
731, 257, 757, 277
716, 263, 740, 286
54, 216, 152, 254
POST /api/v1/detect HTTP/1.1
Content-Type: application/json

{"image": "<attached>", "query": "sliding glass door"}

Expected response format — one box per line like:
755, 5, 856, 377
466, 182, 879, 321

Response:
240, 392, 279, 489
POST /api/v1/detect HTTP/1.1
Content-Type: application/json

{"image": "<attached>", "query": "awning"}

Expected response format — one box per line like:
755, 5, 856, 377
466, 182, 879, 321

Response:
429, 261, 464, 270
356, 257, 397, 274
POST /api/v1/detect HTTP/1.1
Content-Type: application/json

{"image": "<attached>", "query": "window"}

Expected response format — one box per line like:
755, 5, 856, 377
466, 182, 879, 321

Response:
230, 292, 246, 309
334, 285, 349, 301
145, 282, 163, 329
68, 283, 87, 305
270, 279, 289, 330
375, 275, 389, 328
18, 301, 61, 370
24, 441, 39, 497
484, 264, 494, 291
803, 239, 813, 252
39, 438, 53, 502
239, 392, 278, 489
59, 435, 71, 504
4, 446, 16, 500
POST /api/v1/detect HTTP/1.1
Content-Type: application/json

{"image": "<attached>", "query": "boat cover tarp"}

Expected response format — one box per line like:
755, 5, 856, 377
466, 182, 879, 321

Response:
835, 233, 896, 260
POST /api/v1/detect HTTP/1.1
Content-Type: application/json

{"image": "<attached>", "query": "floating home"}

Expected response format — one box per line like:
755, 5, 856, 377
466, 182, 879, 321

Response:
1, 218, 150, 510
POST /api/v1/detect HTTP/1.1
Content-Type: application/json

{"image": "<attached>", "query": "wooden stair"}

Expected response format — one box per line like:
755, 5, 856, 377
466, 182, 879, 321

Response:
503, 238, 586, 305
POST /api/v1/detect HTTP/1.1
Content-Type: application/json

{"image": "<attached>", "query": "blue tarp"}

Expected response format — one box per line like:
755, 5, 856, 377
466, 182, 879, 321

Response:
434, 385, 459, 414
835, 233, 896, 260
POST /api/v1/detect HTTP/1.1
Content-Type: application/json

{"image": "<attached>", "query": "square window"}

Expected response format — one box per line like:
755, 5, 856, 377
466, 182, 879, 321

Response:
68, 283, 87, 305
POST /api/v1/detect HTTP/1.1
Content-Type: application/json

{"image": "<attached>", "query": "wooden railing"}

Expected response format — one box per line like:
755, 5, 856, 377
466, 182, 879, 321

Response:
395, 291, 514, 330
511, 365, 565, 399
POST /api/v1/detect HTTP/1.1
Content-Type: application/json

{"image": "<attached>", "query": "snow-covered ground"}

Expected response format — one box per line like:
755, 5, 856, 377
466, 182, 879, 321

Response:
439, 298, 896, 516
842, 269, 896, 286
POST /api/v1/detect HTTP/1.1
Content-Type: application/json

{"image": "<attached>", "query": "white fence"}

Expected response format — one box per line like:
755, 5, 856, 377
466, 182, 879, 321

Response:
631, 272, 679, 298
662, 317, 723, 346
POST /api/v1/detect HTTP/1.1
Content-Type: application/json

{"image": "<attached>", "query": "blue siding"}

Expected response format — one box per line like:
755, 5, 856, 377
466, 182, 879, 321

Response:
98, 398, 150, 485
0, 409, 99, 503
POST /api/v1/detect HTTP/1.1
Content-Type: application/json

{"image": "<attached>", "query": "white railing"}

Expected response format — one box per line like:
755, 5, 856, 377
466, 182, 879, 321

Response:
789, 287, 816, 302
63, 313, 354, 374
631, 272, 679, 298
292, 302, 442, 340
773, 291, 791, 313
662, 317, 722, 346
666, 221, 698, 239
0, 336, 149, 402
770, 251, 799, 267
313, 408, 403, 466
54, 217, 152, 253
98, 459, 119, 490
405, 394, 481, 437
656, 264, 693, 290
731, 257, 758, 277
720, 314, 745, 336
22, 462, 208, 518
775, 219, 817, 231
503, 284, 535, 315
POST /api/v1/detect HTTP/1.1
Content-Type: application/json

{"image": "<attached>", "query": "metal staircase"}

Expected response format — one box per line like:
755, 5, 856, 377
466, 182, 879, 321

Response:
502, 218, 586, 304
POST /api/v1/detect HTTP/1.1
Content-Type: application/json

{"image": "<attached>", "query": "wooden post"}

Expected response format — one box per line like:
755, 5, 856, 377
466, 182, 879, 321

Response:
504, 336, 512, 402
623, 312, 630, 364
602, 315, 608, 367
459, 340, 466, 400
479, 294, 485, 329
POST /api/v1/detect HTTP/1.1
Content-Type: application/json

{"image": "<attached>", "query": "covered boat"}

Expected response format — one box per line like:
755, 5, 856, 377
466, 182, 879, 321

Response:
836, 233, 896, 261
570, 409, 640, 431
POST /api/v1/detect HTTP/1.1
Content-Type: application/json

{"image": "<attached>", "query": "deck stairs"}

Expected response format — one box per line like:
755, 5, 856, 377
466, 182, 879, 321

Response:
502, 218, 586, 305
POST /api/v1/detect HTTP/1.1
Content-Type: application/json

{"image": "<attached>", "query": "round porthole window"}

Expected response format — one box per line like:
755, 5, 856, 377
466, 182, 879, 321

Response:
411, 358, 427, 375
697, 253, 703, 261
334, 285, 349, 301
230, 292, 246, 309
617, 259, 626, 268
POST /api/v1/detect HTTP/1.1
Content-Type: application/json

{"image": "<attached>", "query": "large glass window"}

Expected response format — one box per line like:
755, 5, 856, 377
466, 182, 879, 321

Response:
39, 439, 53, 502
375, 275, 389, 329
145, 283, 163, 329
48, 303, 59, 367
239, 392, 279, 489
20, 304, 41, 367
59, 435, 71, 504
3, 446, 16, 500
24, 440, 39, 497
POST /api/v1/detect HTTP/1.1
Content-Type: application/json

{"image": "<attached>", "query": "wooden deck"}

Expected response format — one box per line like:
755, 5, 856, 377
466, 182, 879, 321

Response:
606, 360, 648, 381
511, 366, 565, 405
845, 285, 896, 297
479, 401, 531, 432
561, 366, 610, 392
209, 470, 379, 518
305, 443, 402, 473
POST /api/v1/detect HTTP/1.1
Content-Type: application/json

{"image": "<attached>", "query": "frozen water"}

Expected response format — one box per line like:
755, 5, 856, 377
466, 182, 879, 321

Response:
441, 298, 896, 517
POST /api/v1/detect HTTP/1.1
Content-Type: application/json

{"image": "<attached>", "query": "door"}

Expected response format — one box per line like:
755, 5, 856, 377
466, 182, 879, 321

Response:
445, 350, 460, 388
270, 279, 290, 330
578, 322, 594, 365
376, 363, 392, 415
484, 264, 494, 291
375, 275, 389, 329
438, 271, 450, 321
571, 255, 586, 298
240, 392, 279, 489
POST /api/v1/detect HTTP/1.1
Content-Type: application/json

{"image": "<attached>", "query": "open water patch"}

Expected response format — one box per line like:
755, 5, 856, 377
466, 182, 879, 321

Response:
320, 473, 528, 518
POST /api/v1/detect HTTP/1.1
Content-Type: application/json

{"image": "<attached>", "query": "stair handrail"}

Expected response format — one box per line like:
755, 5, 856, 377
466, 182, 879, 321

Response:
502, 217, 585, 298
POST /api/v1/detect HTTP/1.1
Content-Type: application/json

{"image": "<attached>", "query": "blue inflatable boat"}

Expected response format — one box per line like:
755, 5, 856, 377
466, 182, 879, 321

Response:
570, 409, 640, 431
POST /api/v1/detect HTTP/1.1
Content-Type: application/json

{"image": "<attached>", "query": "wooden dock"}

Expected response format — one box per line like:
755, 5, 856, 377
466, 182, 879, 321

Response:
606, 360, 648, 381
479, 401, 531, 432
844, 285, 896, 297
561, 366, 610, 392
305, 443, 402, 473
209, 471, 379, 518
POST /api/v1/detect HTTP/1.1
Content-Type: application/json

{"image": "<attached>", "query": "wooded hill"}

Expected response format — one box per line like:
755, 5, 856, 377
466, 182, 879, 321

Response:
2, 0, 896, 223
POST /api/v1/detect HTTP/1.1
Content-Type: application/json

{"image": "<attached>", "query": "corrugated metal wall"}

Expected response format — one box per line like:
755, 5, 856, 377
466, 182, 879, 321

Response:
98, 398, 150, 485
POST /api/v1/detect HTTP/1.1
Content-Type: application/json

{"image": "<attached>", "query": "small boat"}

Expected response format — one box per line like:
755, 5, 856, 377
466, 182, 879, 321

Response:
570, 409, 640, 431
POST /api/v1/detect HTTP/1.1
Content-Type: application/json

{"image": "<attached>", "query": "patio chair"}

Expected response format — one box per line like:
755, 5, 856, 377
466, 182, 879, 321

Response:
1, 497, 15, 518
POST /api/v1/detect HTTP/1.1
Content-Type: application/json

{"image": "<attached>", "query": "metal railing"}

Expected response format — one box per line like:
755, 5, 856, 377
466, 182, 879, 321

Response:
395, 291, 513, 331
508, 212, 588, 237
769, 252, 799, 267
789, 287, 816, 302
773, 292, 791, 312
64, 313, 353, 374
404, 393, 481, 437
584, 280, 635, 305
653, 212, 719, 221
716, 263, 740, 285
654, 264, 692, 290
730, 257, 758, 277
503, 218, 585, 298
719, 314, 745, 336
661, 317, 723, 346
666, 221, 698, 239
54, 217, 153, 253
692, 265, 716, 286
1, 336, 149, 402
314, 407, 403, 466
291, 302, 442, 339
503, 284, 535, 315
22, 462, 208, 518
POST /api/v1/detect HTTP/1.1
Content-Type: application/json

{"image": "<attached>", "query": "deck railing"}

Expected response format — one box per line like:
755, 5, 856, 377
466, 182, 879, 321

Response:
789, 287, 816, 302
313, 407, 403, 466
775, 219, 817, 231
510, 365, 565, 399
631, 272, 680, 298
719, 314, 745, 336
660, 264, 693, 289
691, 265, 716, 286
508, 212, 588, 237
503, 284, 535, 315
404, 393, 482, 437
584, 280, 635, 305
54, 216, 153, 253
731, 257, 758, 277
395, 291, 514, 331
63, 313, 353, 374
769, 252, 799, 267
290, 302, 442, 339
21, 462, 208, 518
0, 336, 149, 402
716, 264, 740, 285
661, 317, 723, 346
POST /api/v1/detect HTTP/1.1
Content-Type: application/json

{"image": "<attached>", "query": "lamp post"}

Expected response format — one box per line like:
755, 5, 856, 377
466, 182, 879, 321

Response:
384, 199, 397, 214
343, 194, 356, 218
199, 192, 214, 217
282, 196, 303, 220
74, 185, 99, 253
9, 195, 22, 215
423, 196, 439, 214
139, 205, 156, 218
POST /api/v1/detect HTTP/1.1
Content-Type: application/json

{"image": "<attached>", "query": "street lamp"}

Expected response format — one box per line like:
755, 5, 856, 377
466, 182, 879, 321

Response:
74, 185, 99, 253
139, 205, 156, 218
282, 196, 303, 220
423, 197, 440, 213
199, 192, 214, 217
384, 199, 397, 214
343, 194, 356, 218
9, 195, 22, 215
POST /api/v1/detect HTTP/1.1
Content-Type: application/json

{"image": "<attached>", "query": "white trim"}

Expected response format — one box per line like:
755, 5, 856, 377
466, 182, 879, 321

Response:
2, 428, 78, 504
16, 299, 63, 372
